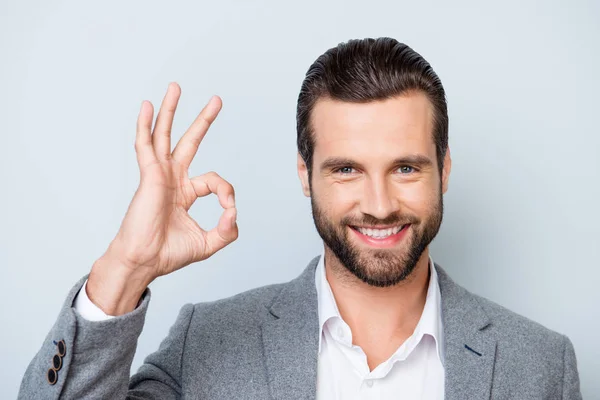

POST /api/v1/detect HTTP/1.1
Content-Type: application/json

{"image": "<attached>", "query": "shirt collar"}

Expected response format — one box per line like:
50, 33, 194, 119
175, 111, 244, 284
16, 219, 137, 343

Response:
314, 249, 445, 364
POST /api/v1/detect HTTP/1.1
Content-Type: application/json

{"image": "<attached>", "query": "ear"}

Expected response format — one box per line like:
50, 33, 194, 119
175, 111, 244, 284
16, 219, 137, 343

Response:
441, 147, 452, 194
297, 153, 311, 197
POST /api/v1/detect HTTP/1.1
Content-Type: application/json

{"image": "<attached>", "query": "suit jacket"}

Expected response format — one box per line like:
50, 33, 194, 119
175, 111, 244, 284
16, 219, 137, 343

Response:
19, 256, 582, 399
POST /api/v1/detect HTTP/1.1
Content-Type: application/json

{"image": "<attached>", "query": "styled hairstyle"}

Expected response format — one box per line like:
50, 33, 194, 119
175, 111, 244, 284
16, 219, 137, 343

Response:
296, 37, 448, 179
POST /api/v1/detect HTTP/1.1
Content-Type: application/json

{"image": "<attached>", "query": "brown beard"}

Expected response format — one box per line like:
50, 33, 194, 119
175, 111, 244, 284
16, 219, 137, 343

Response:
310, 190, 443, 287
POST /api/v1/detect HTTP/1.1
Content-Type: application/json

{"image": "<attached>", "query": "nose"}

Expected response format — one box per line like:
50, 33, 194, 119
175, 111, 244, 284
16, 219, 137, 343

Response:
359, 176, 399, 220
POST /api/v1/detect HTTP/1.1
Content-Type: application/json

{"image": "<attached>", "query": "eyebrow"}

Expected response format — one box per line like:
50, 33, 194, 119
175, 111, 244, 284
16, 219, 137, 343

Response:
320, 155, 434, 172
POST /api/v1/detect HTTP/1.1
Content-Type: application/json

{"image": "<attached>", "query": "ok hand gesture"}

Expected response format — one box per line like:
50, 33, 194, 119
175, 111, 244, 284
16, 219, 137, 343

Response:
87, 83, 238, 315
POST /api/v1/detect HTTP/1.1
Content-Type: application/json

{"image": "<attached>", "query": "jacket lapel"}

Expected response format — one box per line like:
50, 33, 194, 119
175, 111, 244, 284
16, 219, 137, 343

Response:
261, 256, 320, 400
260, 258, 498, 400
436, 264, 497, 400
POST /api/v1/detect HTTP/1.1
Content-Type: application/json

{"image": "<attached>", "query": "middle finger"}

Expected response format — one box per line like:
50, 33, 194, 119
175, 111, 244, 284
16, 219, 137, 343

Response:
152, 82, 181, 161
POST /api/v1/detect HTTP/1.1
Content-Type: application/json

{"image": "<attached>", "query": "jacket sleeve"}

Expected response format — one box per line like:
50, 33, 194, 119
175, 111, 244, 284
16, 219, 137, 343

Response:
127, 303, 195, 399
17, 275, 193, 399
561, 335, 582, 400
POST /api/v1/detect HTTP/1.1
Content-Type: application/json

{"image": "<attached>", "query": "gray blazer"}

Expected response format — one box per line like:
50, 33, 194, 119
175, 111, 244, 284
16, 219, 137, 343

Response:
19, 256, 582, 399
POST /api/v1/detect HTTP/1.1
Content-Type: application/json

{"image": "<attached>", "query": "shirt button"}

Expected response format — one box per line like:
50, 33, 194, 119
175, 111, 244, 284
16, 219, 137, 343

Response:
365, 379, 374, 387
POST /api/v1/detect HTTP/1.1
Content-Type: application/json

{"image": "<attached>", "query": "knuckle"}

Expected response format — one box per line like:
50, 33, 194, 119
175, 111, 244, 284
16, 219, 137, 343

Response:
188, 137, 202, 148
219, 180, 234, 195
200, 113, 214, 125
134, 138, 150, 151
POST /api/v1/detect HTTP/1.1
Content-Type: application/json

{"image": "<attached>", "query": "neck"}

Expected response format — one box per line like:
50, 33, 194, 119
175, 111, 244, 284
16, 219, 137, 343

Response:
324, 247, 431, 354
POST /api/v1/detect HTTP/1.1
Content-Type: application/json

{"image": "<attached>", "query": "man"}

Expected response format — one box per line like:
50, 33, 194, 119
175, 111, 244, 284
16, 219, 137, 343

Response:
19, 37, 581, 399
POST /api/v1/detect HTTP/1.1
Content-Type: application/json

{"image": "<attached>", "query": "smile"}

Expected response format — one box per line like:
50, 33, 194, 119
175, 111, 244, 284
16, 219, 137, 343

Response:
354, 225, 405, 239
349, 224, 411, 248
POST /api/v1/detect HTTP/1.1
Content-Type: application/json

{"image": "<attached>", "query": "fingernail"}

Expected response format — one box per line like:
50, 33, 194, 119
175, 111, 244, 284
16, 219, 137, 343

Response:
228, 195, 234, 207
231, 209, 237, 228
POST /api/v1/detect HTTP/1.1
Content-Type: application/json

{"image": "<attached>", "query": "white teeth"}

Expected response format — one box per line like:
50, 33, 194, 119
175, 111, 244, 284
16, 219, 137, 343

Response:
357, 225, 404, 239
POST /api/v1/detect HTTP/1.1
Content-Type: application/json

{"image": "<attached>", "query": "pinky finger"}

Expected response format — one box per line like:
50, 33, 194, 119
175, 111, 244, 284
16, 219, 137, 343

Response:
204, 207, 238, 255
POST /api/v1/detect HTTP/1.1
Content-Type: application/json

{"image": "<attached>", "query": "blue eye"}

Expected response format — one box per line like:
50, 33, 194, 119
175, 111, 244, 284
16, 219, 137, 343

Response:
337, 167, 354, 174
398, 166, 414, 174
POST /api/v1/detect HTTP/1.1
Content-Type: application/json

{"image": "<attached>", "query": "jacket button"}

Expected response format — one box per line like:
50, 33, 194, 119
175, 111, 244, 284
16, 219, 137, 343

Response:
47, 368, 58, 385
52, 354, 62, 371
57, 340, 66, 357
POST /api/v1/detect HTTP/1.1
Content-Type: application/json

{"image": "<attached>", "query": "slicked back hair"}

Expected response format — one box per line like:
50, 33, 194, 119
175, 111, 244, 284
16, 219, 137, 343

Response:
296, 37, 448, 180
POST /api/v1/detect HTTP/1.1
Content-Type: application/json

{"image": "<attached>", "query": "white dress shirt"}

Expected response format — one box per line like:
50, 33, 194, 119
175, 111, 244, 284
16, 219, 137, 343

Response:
315, 252, 445, 399
73, 279, 116, 320
74, 253, 445, 399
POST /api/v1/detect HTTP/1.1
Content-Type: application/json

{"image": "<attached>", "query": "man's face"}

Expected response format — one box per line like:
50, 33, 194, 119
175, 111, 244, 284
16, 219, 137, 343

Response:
298, 92, 451, 287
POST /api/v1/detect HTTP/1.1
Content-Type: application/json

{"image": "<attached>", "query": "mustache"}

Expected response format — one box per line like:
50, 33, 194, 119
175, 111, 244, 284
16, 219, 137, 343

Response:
340, 213, 419, 227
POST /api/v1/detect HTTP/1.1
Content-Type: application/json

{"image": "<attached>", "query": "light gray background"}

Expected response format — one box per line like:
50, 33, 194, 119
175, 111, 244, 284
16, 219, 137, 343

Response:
1, 0, 598, 398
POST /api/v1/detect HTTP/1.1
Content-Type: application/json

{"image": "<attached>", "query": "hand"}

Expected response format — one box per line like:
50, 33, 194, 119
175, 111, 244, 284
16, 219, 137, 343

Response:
87, 83, 238, 315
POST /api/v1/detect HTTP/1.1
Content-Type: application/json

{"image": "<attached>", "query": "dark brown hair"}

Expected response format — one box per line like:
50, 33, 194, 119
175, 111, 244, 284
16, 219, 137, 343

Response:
296, 37, 448, 178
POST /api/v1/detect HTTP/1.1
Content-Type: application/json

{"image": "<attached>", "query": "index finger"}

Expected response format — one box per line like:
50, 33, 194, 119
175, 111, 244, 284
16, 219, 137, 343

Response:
172, 95, 222, 169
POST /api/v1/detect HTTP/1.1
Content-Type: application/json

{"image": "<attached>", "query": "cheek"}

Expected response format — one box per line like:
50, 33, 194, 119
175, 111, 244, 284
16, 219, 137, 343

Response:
393, 182, 439, 214
315, 183, 359, 219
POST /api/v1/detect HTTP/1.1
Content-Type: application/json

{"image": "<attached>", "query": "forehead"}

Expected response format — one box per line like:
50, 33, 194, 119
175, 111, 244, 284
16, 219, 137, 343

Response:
310, 92, 436, 162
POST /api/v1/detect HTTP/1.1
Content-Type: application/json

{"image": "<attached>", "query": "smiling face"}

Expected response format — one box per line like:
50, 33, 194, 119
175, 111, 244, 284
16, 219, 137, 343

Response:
298, 92, 451, 287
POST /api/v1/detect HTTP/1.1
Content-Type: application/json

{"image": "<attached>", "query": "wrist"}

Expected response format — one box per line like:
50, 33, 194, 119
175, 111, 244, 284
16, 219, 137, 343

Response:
87, 251, 154, 316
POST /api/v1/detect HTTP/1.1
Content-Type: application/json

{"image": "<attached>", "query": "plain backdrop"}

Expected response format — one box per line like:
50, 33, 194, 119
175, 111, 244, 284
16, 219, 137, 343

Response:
1, 0, 598, 398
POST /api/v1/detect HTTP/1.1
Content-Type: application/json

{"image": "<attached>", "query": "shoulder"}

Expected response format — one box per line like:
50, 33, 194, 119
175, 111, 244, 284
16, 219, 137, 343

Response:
165, 282, 288, 361
460, 287, 581, 397
194, 283, 288, 319
457, 278, 571, 374
185, 281, 287, 329
469, 280, 558, 334
472, 290, 567, 346
437, 264, 566, 342
471, 290, 580, 395
184, 256, 320, 330
436, 264, 570, 366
